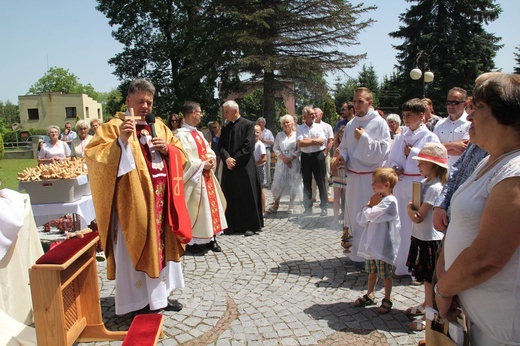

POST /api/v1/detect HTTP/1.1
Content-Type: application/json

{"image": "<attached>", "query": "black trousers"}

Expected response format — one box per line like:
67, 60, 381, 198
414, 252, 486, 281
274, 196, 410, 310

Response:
301, 151, 327, 210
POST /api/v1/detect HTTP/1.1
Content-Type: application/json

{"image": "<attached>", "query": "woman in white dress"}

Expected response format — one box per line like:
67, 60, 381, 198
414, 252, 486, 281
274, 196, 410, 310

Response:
435, 74, 520, 345
267, 114, 302, 214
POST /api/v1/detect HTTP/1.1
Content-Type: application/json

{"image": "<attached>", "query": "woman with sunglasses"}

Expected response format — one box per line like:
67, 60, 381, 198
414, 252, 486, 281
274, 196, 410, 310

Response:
167, 113, 182, 132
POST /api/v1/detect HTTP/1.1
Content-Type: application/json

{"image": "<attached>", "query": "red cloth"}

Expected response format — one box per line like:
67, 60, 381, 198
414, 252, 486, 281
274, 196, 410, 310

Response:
166, 144, 192, 244
36, 232, 99, 265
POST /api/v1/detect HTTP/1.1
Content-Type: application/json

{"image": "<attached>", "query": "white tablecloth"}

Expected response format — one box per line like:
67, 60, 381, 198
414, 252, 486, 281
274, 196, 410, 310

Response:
31, 195, 96, 229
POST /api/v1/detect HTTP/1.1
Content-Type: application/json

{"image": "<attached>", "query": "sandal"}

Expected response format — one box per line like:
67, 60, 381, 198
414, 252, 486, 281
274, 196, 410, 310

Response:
408, 320, 426, 331
406, 305, 425, 316
377, 298, 393, 314
266, 204, 279, 214
353, 294, 376, 307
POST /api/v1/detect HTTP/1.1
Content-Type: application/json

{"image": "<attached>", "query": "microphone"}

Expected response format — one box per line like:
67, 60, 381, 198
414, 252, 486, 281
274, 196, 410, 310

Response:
145, 113, 157, 138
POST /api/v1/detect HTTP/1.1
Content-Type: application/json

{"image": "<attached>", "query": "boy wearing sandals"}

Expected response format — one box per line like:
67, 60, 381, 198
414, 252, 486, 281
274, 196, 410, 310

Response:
354, 168, 401, 314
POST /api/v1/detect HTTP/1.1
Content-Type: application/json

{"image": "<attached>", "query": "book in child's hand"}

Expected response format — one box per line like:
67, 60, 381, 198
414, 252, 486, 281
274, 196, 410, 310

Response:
412, 181, 422, 210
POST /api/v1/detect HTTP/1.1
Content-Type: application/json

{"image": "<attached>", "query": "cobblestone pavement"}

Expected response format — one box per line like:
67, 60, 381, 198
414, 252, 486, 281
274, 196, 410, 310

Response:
79, 190, 425, 346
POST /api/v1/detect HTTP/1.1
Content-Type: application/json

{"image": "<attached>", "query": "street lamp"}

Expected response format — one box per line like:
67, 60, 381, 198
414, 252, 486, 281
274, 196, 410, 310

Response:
410, 49, 435, 98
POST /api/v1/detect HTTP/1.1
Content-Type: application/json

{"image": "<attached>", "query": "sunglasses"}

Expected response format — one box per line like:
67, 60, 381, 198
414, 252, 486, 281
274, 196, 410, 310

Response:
171, 119, 178, 123
446, 100, 465, 106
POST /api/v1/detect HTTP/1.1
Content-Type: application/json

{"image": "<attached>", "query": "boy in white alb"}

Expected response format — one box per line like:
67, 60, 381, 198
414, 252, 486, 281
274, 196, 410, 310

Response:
354, 167, 400, 314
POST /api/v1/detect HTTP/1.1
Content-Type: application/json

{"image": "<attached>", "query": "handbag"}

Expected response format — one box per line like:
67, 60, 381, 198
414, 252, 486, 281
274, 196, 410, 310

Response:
425, 307, 468, 346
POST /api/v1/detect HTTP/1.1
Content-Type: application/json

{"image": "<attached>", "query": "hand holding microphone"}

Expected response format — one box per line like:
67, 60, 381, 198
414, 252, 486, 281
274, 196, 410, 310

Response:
145, 113, 168, 154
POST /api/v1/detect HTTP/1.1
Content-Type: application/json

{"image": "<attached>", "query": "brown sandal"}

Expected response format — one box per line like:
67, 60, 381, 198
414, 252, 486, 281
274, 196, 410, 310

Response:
377, 298, 393, 314
353, 294, 376, 307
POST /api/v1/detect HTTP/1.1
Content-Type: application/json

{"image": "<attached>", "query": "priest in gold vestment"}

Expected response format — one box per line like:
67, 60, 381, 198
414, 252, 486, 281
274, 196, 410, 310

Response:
86, 79, 191, 315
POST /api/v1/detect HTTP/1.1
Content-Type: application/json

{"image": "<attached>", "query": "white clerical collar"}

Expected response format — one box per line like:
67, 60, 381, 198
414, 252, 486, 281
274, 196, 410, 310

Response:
231, 115, 241, 124
182, 123, 197, 131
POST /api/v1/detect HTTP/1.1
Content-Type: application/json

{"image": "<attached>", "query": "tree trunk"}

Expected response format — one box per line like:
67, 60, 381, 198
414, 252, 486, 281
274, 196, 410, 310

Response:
262, 70, 277, 134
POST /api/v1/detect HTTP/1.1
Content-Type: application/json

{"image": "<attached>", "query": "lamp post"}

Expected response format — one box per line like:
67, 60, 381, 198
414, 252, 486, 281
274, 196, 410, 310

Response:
410, 50, 434, 98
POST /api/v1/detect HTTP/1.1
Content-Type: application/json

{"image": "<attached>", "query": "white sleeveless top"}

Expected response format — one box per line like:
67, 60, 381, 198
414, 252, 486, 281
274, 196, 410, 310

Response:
444, 152, 520, 344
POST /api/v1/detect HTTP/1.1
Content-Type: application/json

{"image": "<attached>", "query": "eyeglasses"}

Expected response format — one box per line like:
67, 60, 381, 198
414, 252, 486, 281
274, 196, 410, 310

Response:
446, 100, 465, 106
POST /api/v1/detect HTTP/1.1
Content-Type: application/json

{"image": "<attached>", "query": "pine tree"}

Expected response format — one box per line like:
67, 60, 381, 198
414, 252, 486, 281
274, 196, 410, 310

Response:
389, 0, 502, 114
514, 45, 520, 74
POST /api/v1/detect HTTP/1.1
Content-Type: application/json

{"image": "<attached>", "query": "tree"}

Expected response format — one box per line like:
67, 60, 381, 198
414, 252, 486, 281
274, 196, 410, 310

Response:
98, 88, 124, 120
96, 0, 376, 130
333, 77, 358, 112
0, 101, 19, 127
28, 67, 101, 101
389, 0, 502, 113
514, 45, 520, 74
357, 64, 380, 107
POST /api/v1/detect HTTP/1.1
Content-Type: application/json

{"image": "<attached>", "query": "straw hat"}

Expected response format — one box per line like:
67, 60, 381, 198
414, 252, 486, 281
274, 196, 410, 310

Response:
412, 142, 449, 169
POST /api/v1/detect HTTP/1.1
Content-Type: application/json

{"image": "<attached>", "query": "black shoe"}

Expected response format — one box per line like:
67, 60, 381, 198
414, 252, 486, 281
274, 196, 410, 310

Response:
244, 230, 255, 237
186, 244, 204, 253
206, 240, 222, 252
164, 298, 183, 312
303, 209, 312, 215
320, 209, 328, 216
223, 228, 235, 235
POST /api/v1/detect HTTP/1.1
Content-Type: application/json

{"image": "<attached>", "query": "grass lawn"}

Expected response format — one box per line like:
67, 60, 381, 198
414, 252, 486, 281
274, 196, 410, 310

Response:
0, 158, 38, 191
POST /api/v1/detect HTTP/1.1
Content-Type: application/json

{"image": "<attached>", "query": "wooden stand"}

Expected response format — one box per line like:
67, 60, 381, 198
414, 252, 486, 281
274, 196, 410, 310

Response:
29, 233, 126, 346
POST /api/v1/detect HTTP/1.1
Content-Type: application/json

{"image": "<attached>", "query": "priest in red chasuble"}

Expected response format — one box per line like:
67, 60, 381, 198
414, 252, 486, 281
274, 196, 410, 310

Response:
176, 101, 227, 253
85, 78, 191, 315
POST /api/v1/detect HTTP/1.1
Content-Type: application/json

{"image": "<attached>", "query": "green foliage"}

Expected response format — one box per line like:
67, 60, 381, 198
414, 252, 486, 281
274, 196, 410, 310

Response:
333, 77, 358, 112
97, 88, 124, 119
320, 95, 338, 126
515, 45, 520, 74
357, 64, 380, 107
0, 134, 4, 161
388, 0, 502, 112
240, 88, 264, 121
0, 101, 20, 128
28, 67, 101, 101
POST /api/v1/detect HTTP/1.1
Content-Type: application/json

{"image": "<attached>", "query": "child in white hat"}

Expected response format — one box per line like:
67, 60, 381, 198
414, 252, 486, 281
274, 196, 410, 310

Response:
405, 142, 449, 331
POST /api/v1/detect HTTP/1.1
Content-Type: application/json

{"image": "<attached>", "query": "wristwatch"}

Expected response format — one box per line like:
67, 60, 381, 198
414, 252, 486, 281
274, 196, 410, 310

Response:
434, 283, 450, 299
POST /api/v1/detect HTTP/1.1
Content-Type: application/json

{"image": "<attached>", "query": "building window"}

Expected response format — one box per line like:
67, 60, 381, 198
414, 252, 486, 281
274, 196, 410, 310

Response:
98, 108, 101, 118
85, 107, 90, 118
28, 108, 39, 120
65, 107, 77, 118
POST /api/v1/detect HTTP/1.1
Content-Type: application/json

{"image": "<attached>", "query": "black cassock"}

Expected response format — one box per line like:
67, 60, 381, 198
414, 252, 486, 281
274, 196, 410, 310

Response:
219, 116, 264, 231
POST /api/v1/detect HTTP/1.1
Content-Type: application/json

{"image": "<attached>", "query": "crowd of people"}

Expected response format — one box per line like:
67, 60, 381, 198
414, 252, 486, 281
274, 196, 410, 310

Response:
65, 73, 517, 345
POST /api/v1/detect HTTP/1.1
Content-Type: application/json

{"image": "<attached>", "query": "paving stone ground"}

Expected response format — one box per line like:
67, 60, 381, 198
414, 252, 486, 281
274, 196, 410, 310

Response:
78, 189, 425, 346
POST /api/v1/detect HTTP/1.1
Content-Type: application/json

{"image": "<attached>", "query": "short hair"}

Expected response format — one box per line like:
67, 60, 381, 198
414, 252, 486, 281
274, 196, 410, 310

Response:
128, 78, 155, 96
75, 119, 90, 131
181, 101, 200, 117
46, 125, 60, 135
386, 113, 402, 125
402, 98, 426, 114
473, 73, 520, 133
302, 106, 314, 116
373, 167, 398, 189
475, 72, 502, 87
90, 119, 100, 126
257, 117, 266, 124
65, 121, 72, 126
223, 100, 239, 112
279, 114, 294, 126
354, 87, 373, 101
447, 87, 467, 100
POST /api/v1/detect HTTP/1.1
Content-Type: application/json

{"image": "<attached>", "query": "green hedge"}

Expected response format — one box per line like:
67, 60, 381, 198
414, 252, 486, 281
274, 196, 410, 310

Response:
2, 128, 49, 142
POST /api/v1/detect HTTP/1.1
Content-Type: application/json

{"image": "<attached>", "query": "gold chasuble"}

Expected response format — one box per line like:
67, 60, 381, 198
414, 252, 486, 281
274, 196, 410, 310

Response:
85, 114, 191, 279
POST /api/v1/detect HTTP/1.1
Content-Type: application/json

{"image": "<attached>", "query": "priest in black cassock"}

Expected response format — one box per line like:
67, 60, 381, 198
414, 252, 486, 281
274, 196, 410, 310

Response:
219, 100, 264, 236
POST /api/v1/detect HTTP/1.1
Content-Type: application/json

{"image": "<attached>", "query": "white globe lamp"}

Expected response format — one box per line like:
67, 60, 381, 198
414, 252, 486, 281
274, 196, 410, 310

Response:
410, 68, 422, 80
424, 71, 434, 83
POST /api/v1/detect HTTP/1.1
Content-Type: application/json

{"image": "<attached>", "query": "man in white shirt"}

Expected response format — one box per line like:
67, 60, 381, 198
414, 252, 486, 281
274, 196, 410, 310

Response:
337, 87, 391, 264
433, 87, 470, 169
313, 108, 334, 203
296, 106, 327, 216
257, 117, 274, 186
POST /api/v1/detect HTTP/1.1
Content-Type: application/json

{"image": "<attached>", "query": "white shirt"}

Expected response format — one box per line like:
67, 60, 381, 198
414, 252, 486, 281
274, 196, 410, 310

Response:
296, 122, 326, 153
254, 140, 266, 166
433, 115, 470, 168
412, 178, 444, 241
260, 128, 274, 148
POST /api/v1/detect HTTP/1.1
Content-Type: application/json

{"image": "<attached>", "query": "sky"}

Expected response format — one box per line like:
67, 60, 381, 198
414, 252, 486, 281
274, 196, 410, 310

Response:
1, 0, 518, 104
